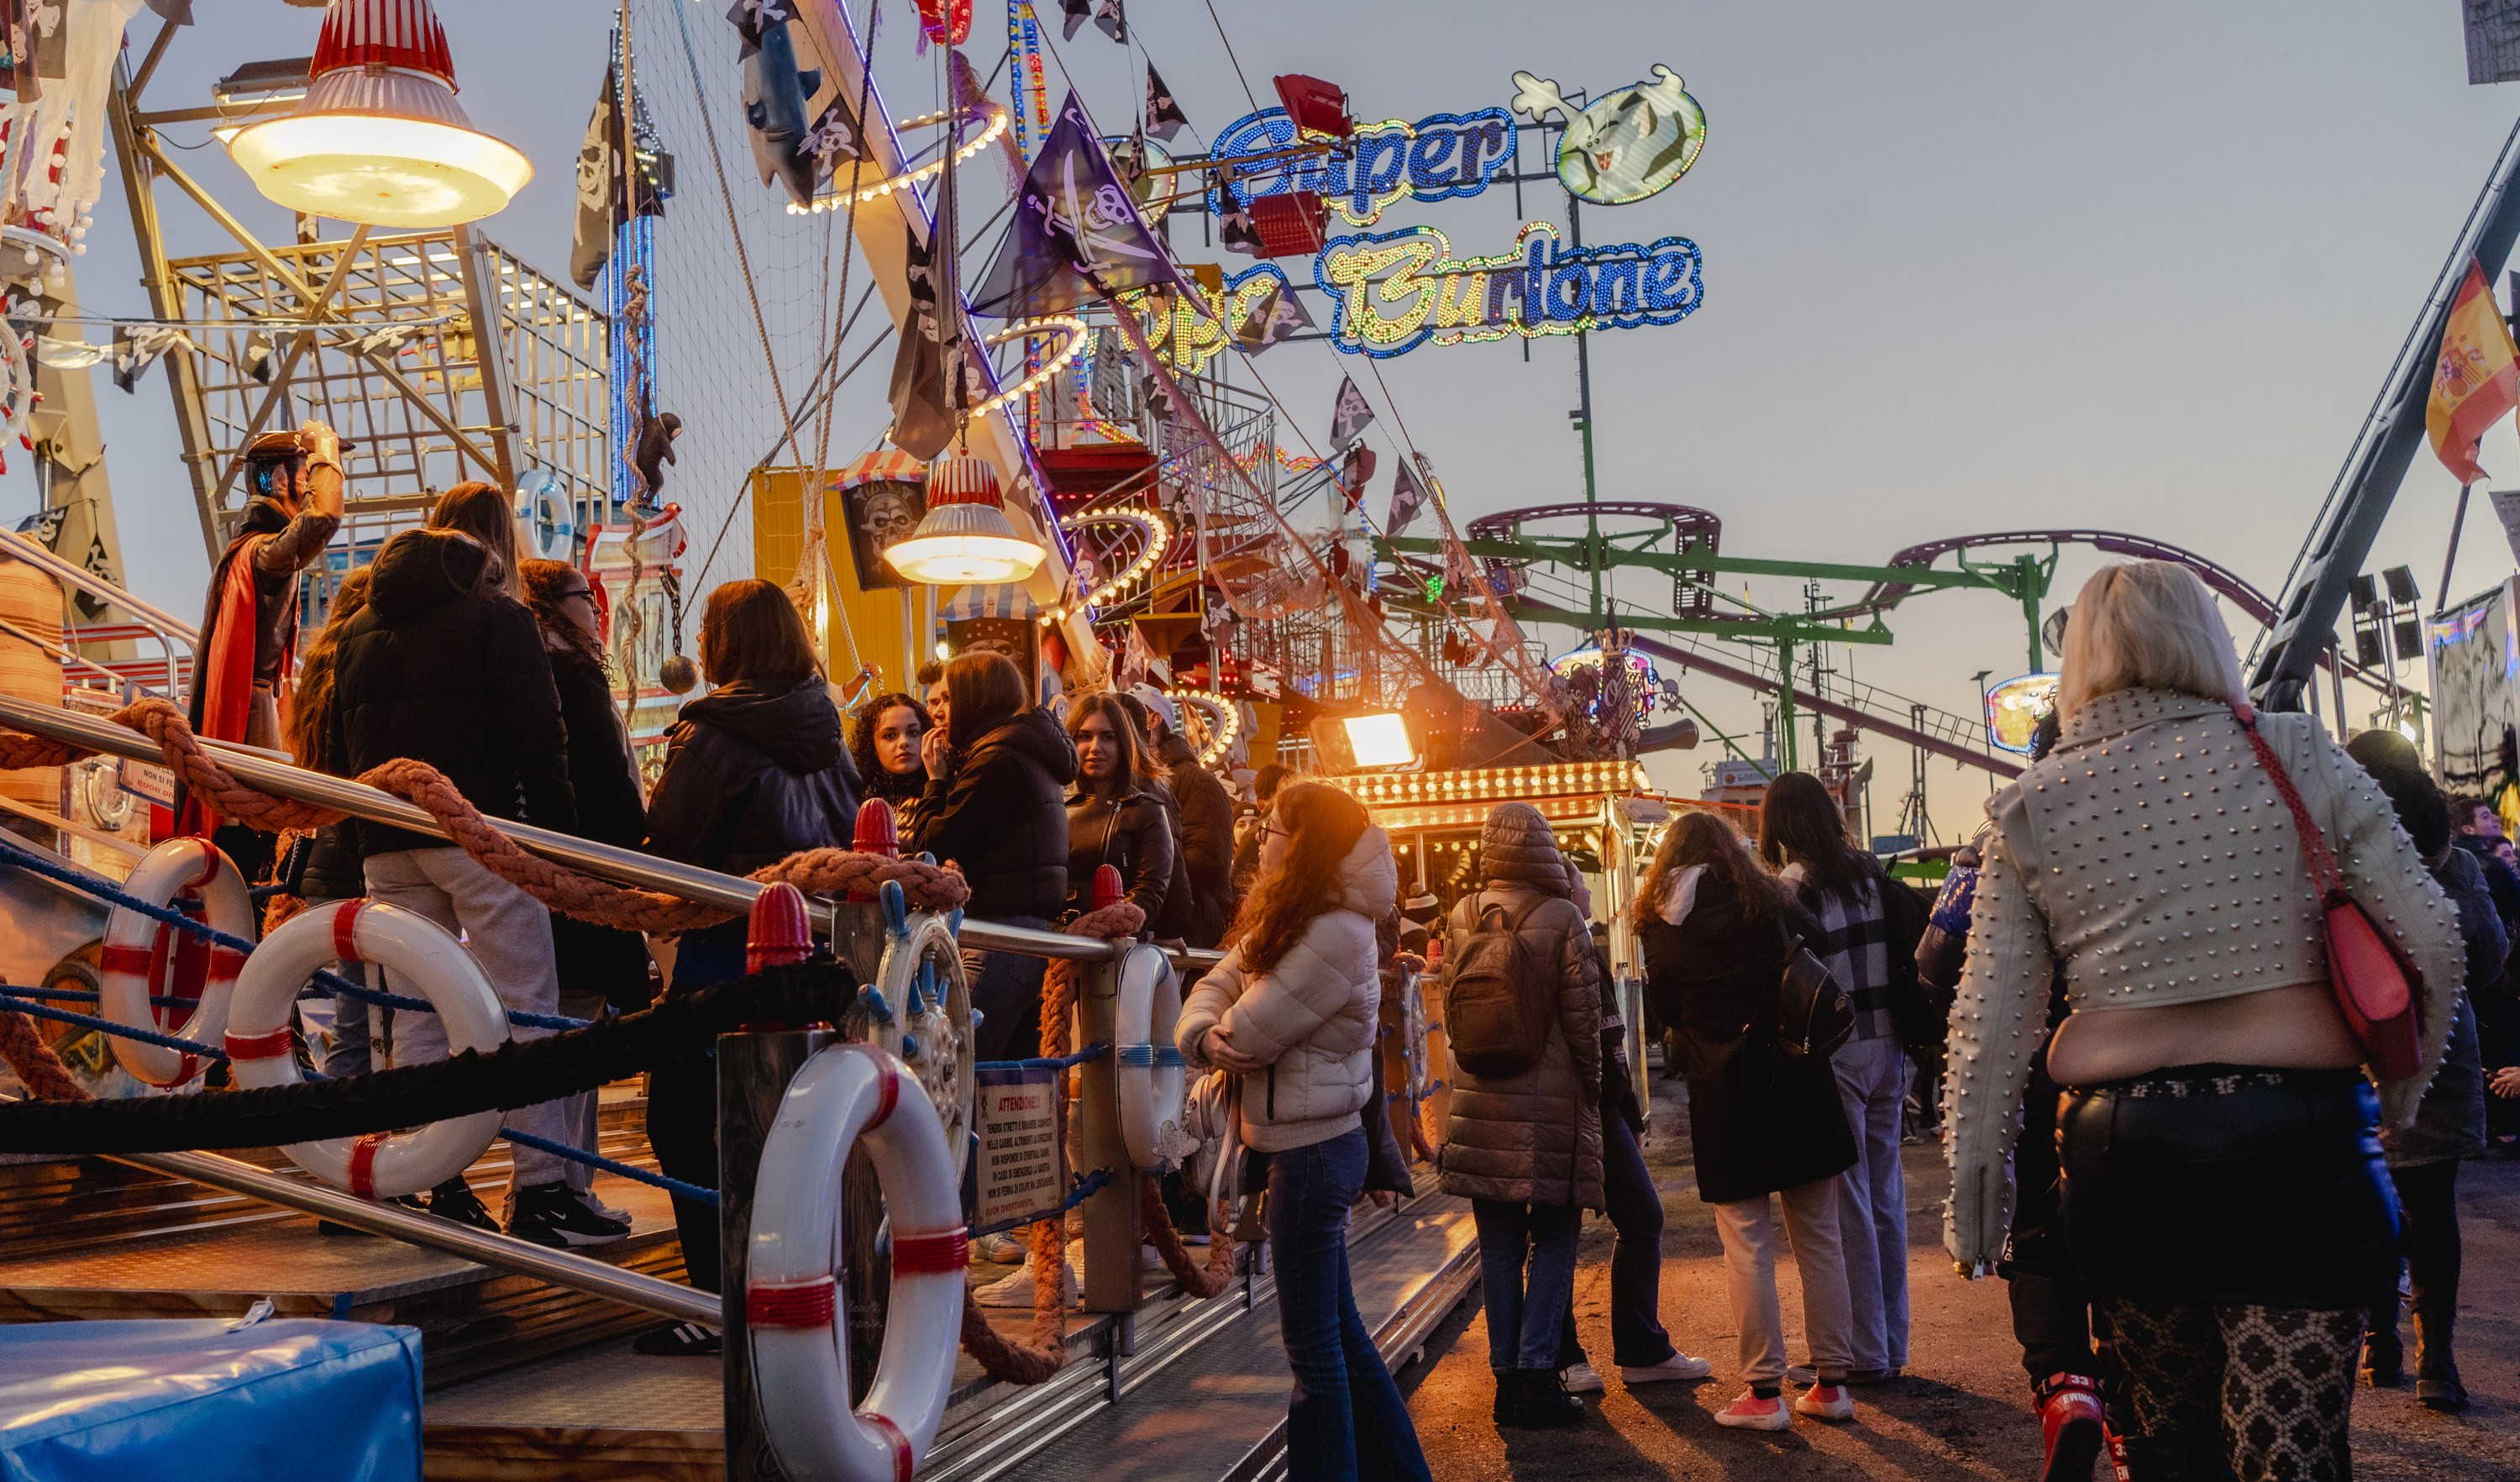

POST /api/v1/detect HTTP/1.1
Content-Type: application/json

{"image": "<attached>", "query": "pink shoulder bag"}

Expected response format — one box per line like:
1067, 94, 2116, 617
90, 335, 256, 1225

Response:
2231, 703, 2424, 1080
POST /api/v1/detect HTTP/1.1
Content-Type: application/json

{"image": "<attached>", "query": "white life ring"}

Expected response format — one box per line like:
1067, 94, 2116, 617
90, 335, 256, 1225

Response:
1116, 943, 1191, 1169
513, 470, 575, 561
98, 838, 251, 1087
748, 1042, 965, 1482
860, 885, 975, 1182
223, 900, 509, 1198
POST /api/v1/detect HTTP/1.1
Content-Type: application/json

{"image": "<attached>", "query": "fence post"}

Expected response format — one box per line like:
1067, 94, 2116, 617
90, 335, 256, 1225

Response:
1076, 944, 1141, 1316
718, 1024, 833, 1482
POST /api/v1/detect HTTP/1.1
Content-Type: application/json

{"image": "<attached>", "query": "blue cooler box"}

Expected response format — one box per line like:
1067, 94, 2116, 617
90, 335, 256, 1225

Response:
0, 1319, 422, 1482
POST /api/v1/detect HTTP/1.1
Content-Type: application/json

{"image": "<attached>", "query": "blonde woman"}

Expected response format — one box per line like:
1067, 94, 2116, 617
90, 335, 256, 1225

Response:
1943, 560, 2463, 1480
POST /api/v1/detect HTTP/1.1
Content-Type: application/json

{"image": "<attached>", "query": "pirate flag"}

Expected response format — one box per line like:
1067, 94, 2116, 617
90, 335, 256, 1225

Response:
1059, 0, 1088, 39
887, 223, 962, 460
241, 328, 276, 386
970, 91, 1202, 318
1330, 375, 1375, 447
110, 324, 194, 393
1145, 64, 1189, 142
570, 62, 668, 291
1387, 454, 1428, 535
1094, 0, 1124, 42
1233, 277, 1311, 352
1339, 444, 1376, 511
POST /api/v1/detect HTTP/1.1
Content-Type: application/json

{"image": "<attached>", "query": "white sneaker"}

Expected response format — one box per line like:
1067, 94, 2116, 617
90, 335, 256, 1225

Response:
974, 1232, 1026, 1265
972, 1254, 1080, 1308
1793, 1382, 1855, 1421
1562, 1361, 1604, 1395
1713, 1390, 1792, 1431
1620, 1353, 1714, 1385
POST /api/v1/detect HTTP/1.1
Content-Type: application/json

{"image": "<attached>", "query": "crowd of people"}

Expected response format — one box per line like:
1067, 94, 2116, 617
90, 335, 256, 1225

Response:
239, 474, 2500, 1482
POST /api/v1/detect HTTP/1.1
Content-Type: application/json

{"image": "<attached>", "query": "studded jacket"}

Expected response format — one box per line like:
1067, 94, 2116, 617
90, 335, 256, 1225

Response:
1940, 687, 2464, 1267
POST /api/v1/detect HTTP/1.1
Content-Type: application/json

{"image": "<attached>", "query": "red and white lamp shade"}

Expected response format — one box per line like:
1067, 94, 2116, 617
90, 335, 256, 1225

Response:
884, 453, 1048, 586
227, 0, 533, 229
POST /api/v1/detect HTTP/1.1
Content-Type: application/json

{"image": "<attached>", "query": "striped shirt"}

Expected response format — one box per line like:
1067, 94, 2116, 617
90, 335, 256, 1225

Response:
1781, 860, 1896, 1042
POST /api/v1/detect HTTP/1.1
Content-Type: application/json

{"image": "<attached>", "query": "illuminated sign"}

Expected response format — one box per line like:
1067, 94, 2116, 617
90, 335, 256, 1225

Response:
1207, 107, 1516, 227
1985, 673, 2061, 754
1315, 221, 1701, 358
1125, 264, 1294, 376
1509, 66, 1706, 207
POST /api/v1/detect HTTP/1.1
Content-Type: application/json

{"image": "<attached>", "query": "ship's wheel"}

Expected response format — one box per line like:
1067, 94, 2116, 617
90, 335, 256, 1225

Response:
848, 885, 975, 1182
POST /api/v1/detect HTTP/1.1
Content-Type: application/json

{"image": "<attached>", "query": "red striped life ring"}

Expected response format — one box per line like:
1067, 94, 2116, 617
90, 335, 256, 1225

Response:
748, 1043, 965, 1482
97, 838, 250, 1087
223, 899, 508, 1198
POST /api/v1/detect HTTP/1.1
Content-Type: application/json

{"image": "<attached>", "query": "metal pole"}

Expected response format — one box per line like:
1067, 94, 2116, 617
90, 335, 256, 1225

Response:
1077, 951, 1141, 1318
718, 1027, 832, 1482
99, 1143, 719, 1324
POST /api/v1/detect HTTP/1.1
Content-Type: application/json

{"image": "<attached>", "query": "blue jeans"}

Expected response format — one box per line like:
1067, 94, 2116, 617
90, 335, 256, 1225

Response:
1557, 1110, 1677, 1369
1268, 1127, 1433, 1482
1472, 1197, 1581, 1372
965, 916, 1052, 1063
1831, 1033, 1912, 1370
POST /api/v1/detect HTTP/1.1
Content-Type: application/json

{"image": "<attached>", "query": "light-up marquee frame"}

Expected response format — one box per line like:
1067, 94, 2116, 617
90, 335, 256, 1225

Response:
1314, 221, 1701, 358
1207, 107, 1517, 228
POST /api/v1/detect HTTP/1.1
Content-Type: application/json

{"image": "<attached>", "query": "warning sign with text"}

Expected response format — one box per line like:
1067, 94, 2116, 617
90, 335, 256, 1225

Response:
974, 1066, 1064, 1231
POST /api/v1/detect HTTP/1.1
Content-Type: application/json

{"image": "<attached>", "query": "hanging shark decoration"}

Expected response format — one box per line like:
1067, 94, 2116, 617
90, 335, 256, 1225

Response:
729, 0, 861, 208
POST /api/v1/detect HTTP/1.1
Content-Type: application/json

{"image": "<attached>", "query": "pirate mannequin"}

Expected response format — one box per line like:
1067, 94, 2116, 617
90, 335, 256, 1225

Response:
183, 418, 344, 838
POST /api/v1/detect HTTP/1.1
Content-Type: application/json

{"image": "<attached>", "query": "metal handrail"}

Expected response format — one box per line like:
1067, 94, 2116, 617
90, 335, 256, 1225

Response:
0, 530, 195, 699
0, 695, 1225, 972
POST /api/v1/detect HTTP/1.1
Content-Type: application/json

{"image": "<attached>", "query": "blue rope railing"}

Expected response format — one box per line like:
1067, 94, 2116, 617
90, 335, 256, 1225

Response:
976, 1042, 1109, 1073
967, 1167, 1113, 1238
493, 1126, 720, 1207
12, 986, 207, 1010
0, 989, 229, 1061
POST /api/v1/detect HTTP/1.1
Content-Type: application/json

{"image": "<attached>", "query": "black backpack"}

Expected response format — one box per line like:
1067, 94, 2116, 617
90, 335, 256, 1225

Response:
1442, 895, 1555, 1079
1776, 924, 1855, 1063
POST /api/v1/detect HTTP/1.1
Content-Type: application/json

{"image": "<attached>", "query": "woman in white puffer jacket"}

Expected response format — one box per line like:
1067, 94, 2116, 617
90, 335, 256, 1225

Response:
1179, 781, 1431, 1482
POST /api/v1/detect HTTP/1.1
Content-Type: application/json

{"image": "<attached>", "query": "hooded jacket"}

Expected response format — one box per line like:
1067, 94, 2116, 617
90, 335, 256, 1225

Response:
645, 675, 861, 879
329, 530, 575, 857
1436, 803, 1604, 1211
911, 707, 1078, 920
1158, 732, 1237, 948
549, 644, 655, 1009
1177, 825, 1395, 1153
1065, 782, 1174, 921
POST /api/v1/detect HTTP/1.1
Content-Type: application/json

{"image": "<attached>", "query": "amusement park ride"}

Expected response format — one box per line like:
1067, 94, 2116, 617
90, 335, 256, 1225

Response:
0, 0, 2470, 1478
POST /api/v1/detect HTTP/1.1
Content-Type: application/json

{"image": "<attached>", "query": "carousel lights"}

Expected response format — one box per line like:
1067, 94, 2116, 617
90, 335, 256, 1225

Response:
967, 316, 1089, 423
1335, 759, 1647, 805
225, 0, 533, 229
1171, 689, 1242, 767
787, 108, 1012, 214
1055, 506, 1173, 608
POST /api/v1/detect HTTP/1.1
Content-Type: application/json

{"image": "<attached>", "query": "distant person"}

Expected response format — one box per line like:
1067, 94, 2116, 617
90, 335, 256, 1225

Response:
1761, 770, 1908, 1383
849, 690, 929, 839
1234, 762, 1294, 896
1439, 802, 1604, 1430
328, 486, 583, 1243
917, 660, 948, 732
1179, 782, 1432, 1481
1135, 685, 1236, 949
1942, 560, 2464, 1482
1063, 692, 1173, 920
1116, 690, 1197, 948
2345, 730, 2502, 1412
910, 651, 1075, 1060
1636, 810, 1859, 1431
522, 559, 654, 1234
640, 579, 861, 1353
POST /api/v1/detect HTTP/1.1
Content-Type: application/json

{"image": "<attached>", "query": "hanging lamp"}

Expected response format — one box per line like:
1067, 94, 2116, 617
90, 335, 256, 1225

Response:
226, 0, 533, 229
886, 453, 1047, 586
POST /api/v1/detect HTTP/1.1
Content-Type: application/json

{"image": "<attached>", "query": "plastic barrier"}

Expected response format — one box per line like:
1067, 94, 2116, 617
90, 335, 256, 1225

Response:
1114, 942, 1189, 1169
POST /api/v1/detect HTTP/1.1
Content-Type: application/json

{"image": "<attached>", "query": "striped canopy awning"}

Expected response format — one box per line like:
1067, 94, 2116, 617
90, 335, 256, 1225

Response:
937, 583, 1040, 621
826, 449, 926, 492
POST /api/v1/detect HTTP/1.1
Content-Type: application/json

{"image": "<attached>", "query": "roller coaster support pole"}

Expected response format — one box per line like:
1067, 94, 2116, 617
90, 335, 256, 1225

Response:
1772, 638, 1798, 773
2252, 113, 2520, 712
720, 1024, 835, 1481
1079, 949, 1143, 1325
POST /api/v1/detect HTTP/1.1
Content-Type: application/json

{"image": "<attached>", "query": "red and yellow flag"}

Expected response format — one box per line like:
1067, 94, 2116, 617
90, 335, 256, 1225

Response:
2428, 258, 2520, 486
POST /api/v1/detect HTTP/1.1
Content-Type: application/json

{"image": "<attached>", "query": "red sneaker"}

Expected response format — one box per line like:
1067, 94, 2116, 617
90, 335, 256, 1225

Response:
1713, 1390, 1792, 1432
2036, 1373, 2105, 1482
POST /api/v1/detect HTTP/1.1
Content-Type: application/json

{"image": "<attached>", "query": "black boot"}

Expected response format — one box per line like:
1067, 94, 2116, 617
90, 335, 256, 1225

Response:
1493, 1372, 1512, 1425
1504, 1369, 1586, 1429
2361, 1303, 2405, 1389
2412, 1305, 2470, 1411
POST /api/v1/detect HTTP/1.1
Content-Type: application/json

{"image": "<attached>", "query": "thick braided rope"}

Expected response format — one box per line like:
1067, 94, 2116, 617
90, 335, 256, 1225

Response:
957, 900, 1147, 1385
0, 705, 969, 934
0, 1010, 90, 1103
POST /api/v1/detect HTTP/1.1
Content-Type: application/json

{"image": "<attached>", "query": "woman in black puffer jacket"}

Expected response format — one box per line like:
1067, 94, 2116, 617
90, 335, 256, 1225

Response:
1063, 692, 1173, 921
849, 690, 930, 841
638, 580, 859, 1342
910, 650, 1075, 1059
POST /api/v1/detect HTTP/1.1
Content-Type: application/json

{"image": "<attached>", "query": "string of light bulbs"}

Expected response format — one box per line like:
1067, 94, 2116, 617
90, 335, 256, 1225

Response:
1055, 506, 1173, 609
787, 108, 1012, 214
1172, 688, 1242, 767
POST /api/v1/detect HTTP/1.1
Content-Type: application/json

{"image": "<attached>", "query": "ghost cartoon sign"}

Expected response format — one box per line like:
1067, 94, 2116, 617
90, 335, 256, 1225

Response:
1511, 66, 1706, 207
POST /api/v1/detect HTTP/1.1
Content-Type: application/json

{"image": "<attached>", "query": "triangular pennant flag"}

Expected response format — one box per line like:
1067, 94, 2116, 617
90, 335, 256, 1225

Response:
1059, 0, 1088, 39
1330, 375, 1375, 447
1145, 63, 1189, 142
970, 91, 1202, 318
1387, 455, 1427, 535
1233, 278, 1312, 352
1339, 444, 1375, 511
1093, 0, 1124, 42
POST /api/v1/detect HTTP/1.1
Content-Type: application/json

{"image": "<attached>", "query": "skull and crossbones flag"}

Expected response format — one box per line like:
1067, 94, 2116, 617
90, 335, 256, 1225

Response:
1233, 277, 1312, 352
970, 90, 1200, 318
1145, 64, 1189, 142
1329, 375, 1375, 448
1387, 454, 1429, 536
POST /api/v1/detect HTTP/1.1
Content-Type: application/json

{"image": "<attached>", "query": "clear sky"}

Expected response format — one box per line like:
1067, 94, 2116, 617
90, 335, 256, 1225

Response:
34, 1, 2520, 840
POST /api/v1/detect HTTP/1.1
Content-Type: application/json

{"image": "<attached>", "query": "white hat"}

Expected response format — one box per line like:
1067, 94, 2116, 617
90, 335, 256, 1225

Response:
1130, 683, 1181, 733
